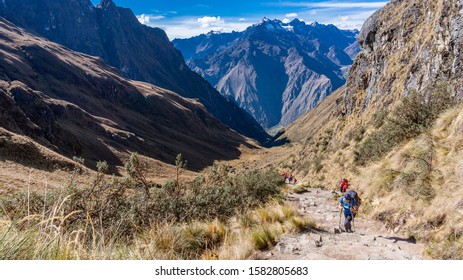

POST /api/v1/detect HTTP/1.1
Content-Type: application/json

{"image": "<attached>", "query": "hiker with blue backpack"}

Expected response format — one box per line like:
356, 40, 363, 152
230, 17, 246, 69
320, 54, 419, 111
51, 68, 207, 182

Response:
339, 191, 360, 232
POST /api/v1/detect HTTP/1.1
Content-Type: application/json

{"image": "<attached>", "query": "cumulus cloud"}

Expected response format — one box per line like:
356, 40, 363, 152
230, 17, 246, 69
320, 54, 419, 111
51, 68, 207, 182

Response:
137, 14, 151, 25
338, 16, 351, 22
197, 16, 225, 29
267, 1, 388, 9
239, 18, 247, 21
285, 13, 298, 18
137, 14, 165, 25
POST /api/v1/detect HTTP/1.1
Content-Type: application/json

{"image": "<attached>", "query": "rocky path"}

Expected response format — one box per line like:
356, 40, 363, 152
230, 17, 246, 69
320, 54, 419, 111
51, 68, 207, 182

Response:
261, 188, 425, 260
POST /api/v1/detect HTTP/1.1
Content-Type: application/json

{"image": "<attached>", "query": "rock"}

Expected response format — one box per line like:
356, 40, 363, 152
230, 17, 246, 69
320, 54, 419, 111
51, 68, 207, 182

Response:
266, 252, 274, 257
275, 243, 285, 252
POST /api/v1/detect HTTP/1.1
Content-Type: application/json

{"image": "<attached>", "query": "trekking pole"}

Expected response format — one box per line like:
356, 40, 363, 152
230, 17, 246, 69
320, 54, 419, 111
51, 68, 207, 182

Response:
338, 208, 342, 229
352, 212, 355, 233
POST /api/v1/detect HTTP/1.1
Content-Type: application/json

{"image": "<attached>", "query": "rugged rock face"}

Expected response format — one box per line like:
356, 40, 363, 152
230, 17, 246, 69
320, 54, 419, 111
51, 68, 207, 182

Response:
343, 0, 463, 115
174, 19, 358, 128
0, 0, 269, 142
0, 18, 253, 171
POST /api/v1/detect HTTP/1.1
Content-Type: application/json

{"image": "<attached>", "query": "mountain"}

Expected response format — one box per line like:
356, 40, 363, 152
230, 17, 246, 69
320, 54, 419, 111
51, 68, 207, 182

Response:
174, 18, 359, 128
0, 17, 256, 171
342, 0, 463, 115
0, 0, 269, 142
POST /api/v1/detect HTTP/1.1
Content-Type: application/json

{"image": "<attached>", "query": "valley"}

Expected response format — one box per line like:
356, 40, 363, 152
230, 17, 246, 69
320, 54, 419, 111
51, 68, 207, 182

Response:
1, 0, 463, 261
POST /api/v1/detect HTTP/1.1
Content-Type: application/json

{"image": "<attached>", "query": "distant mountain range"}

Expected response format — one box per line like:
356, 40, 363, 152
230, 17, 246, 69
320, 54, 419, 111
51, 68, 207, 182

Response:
0, 0, 269, 142
174, 18, 359, 128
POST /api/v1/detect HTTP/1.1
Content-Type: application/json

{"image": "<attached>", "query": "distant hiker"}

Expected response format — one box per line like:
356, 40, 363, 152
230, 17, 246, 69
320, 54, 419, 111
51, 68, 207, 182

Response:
281, 172, 289, 183
339, 193, 357, 232
288, 174, 293, 184
293, 177, 297, 184
339, 178, 349, 192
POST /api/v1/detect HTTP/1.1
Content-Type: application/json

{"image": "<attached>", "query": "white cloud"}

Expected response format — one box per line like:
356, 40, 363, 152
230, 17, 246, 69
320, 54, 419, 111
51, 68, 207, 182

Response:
137, 14, 151, 25
239, 18, 247, 21
282, 18, 291, 24
197, 16, 225, 29
143, 16, 252, 39
338, 16, 351, 22
151, 15, 166, 20
267, 1, 388, 9
137, 14, 165, 25
285, 13, 298, 18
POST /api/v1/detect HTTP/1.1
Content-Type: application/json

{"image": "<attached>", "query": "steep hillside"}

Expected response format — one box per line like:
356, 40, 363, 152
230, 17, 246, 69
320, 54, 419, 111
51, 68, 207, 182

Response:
343, 0, 463, 115
0, 17, 255, 173
278, 0, 463, 259
0, 0, 269, 142
174, 19, 358, 128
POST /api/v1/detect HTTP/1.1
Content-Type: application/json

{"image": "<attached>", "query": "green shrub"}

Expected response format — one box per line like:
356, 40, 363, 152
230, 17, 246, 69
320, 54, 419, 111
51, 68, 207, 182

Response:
347, 125, 366, 142
0, 165, 284, 248
354, 85, 457, 165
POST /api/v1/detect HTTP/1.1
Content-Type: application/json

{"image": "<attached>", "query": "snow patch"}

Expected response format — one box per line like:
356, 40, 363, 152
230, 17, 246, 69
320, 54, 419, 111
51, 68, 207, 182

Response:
283, 25, 294, 32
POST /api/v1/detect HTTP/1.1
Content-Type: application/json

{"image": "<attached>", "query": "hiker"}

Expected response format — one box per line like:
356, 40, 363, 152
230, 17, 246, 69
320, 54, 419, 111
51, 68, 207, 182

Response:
339, 193, 357, 232
293, 177, 297, 184
281, 172, 288, 182
339, 178, 349, 192
346, 189, 362, 217
288, 174, 293, 184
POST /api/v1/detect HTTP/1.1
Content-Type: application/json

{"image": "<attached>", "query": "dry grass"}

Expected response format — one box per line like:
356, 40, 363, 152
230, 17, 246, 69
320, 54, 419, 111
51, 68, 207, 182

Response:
0, 156, 315, 260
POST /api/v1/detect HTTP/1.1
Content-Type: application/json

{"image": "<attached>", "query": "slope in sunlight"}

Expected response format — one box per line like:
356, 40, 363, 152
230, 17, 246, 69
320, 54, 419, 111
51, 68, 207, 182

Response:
0, 0, 269, 142
0, 17, 256, 172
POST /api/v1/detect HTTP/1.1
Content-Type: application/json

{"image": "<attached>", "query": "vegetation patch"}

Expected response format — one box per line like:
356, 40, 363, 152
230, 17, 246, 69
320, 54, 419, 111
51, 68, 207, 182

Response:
354, 84, 457, 166
0, 155, 314, 259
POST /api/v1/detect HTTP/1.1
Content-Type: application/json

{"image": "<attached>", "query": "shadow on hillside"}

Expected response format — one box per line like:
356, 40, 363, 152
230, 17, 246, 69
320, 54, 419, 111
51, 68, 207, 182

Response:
376, 235, 417, 244
263, 130, 290, 148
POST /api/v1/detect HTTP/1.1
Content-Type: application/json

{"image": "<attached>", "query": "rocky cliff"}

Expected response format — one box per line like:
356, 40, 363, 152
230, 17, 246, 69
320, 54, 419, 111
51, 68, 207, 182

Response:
0, 0, 269, 142
343, 0, 463, 115
174, 19, 358, 128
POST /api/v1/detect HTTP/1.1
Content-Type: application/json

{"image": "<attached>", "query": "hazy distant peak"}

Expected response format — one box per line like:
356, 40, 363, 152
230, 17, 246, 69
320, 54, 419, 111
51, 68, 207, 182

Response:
289, 18, 304, 26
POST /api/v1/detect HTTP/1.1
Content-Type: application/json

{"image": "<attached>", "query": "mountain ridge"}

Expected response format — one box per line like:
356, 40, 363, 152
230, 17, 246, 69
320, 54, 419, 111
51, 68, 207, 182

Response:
174, 18, 359, 128
0, 17, 255, 171
0, 0, 269, 142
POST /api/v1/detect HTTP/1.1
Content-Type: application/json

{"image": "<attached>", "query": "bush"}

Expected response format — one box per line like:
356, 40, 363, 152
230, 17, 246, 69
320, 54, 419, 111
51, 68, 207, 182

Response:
354, 85, 457, 165
0, 164, 284, 248
347, 125, 366, 142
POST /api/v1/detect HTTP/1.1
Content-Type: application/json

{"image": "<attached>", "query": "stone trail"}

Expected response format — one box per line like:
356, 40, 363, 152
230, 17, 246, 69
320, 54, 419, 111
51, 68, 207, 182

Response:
260, 188, 424, 260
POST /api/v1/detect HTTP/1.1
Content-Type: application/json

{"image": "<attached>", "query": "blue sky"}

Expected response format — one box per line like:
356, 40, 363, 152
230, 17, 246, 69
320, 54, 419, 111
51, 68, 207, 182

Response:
91, 0, 387, 39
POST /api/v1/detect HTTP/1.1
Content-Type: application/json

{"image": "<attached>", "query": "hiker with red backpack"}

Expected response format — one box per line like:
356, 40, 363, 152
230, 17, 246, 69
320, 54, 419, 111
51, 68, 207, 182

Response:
339, 178, 349, 192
